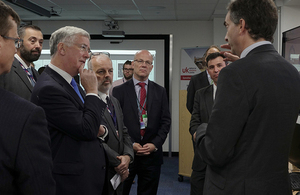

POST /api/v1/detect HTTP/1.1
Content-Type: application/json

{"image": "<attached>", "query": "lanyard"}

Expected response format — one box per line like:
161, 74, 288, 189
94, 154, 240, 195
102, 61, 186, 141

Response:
19, 62, 36, 83
136, 95, 147, 119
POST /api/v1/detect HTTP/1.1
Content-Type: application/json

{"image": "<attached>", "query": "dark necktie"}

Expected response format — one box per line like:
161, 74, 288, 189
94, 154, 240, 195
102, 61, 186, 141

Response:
138, 82, 146, 137
27, 68, 36, 86
106, 96, 117, 129
70, 78, 84, 103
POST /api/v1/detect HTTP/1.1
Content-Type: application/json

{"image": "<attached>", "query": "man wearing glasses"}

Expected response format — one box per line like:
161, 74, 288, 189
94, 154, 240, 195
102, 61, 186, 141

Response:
31, 26, 107, 195
113, 50, 171, 195
0, 1, 55, 194
109, 60, 133, 96
0, 24, 43, 101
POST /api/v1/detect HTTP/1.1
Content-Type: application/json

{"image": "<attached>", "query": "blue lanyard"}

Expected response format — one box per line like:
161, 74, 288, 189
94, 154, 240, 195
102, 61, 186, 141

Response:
19, 62, 36, 83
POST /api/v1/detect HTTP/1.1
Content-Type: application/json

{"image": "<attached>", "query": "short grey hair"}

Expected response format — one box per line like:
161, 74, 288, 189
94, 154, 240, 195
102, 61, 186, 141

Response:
49, 26, 90, 56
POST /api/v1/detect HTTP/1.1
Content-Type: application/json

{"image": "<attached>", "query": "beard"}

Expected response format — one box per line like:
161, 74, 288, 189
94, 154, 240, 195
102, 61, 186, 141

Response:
124, 73, 133, 80
19, 45, 41, 63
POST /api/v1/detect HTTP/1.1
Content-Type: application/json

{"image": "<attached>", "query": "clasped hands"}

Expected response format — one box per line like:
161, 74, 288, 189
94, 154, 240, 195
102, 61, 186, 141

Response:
133, 143, 156, 156
114, 155, 131, 182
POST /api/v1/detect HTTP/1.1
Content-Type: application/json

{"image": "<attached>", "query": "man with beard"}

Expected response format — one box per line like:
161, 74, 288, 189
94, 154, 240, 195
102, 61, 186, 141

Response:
88, 53, 134, 195
109, 60, 133, 96
0, 24, 43, 100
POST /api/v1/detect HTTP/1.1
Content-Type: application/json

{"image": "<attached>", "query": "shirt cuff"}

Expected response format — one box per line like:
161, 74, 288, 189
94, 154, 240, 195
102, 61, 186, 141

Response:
98, 125, 108, 141
86, 93, 101, 100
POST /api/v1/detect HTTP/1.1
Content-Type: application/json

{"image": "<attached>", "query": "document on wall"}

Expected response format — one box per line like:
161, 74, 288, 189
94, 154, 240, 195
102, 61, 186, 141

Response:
110, 173, 121, 190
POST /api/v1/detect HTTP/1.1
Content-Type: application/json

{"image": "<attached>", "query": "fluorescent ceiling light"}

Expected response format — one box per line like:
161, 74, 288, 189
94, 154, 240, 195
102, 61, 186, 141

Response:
102, 31, 125, 38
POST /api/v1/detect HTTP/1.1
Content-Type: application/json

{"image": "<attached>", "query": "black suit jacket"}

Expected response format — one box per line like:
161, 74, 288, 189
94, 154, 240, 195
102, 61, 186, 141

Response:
0, 57, 39, 101
189, 84, 213, 172
113, 79, 171, 166
196, 44, 300, 194
31, 67, 107, 195
186, 71, 210, 113
102, 96, 134, 195
0, 88, 55, 194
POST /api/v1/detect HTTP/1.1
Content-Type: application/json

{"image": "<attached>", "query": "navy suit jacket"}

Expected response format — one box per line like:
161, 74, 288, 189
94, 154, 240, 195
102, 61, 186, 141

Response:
113, 79, 171, 166
189, 84, 213, 172
31, 67, 107, 195
0, 57, 39, 101
186, 71, 210, 113
102, 96, 134, 195
196, 44, 300, 194
0, 88, 55, 194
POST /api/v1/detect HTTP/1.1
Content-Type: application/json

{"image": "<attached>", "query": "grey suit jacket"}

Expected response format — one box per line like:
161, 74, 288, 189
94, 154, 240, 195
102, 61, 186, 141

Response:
196, 44, 300, 194
102, 96, 134, 195
189, 84, 213, 172
0, 57, 39, 101
186, 71, 210, 113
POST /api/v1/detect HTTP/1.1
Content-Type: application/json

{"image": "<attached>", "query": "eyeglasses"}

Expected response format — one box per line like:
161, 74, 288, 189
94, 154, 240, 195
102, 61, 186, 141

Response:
88, 52, 110, 61
1, 35, 23, 49
123, 68, 134, 72
73, 44, 91, 54
134, 59, 152, 66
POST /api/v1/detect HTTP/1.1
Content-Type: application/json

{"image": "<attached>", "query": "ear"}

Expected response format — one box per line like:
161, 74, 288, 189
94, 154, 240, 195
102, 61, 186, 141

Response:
57, 42, 66, 56
239, 18, 247, 34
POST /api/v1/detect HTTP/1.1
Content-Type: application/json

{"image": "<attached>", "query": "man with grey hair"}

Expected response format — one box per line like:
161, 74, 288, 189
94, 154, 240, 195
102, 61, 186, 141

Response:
31, 26, 107, 195
88, 53, 134, 195
0, 24, 43, 101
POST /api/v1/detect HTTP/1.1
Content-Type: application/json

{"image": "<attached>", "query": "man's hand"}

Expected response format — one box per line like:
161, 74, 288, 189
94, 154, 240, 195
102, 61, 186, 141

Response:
220, 44, 240, 62
97, 125, 106, 137
134, 143, 156, 156
115, 155, 130, 173
79, 65, 98, 94
193, 132, 196, 142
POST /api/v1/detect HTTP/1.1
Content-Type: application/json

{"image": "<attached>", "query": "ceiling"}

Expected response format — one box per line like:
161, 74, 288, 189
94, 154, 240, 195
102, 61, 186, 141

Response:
3, 0, 300, 23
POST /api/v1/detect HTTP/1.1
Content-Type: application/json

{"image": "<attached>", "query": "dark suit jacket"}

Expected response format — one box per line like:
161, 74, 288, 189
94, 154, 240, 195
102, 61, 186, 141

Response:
196, 44, 300, 194
102, 96, 134, 195
0, 88, 55, 195
189, 84, 213, 172
0, 57, 39, 101
113, 79, 171, 166
31, 67, 107, 195
186, 71, 210, 113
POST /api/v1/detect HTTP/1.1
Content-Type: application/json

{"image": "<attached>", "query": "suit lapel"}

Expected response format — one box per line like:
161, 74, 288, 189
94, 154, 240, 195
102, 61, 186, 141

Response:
103, 108, 119, 139
127, 80, 140, 120
13, 59, 33, 92
45, 67, 84, 107
204, 85, 214, 117
146, 81, 154, 116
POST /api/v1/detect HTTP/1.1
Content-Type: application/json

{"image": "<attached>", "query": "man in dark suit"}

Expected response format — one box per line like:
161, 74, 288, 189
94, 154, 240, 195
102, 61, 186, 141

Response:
189, 52, 226, 195
31, 26, 107, 195
0, 1, 55, 194
88, 52, 134, 195
113, 50, 171, 195
195, 0, 300, 194
186, 46, 220, 114
0, 24, 43, 101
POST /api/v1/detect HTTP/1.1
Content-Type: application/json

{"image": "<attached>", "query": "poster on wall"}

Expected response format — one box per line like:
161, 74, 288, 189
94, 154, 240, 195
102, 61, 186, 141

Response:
180, 47, 209, 90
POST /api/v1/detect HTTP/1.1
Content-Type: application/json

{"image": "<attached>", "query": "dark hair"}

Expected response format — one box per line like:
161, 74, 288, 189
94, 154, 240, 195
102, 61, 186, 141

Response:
18, 25, 42, 39
0, 1, 20, 36
206, 52, 225, 64
123, 60, 132, 69
227, 0, 278, 42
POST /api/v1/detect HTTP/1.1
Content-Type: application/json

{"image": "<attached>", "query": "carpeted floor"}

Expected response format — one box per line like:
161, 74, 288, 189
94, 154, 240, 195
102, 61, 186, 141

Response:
129, 156, 191, 195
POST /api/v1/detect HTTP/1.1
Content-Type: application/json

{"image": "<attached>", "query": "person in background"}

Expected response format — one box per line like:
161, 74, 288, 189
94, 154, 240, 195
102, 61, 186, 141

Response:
109, 60, 133, 96
0, 1, 55, 194
0, 24, 43, 101
88, 52, 134, 195
186, 45, 220, 114
31, 26, 107, 195
189, 52, 227, 195
113, 50, 171, 195
196, 0, 300, 194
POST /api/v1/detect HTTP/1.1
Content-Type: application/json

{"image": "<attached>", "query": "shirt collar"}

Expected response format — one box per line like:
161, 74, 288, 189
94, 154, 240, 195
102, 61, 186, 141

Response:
98, 91, 109, 103
132, 76, 149, 86
14, 54, 29, 69
240, 41, 272, 59
213, 83, 217, 100
48, 63, 73, 84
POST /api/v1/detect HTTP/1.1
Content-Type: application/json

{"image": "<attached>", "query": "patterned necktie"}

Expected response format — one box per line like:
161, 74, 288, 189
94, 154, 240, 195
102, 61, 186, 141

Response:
138, 82, 146, 137
70, 78, 84, 103
27, 68, 36, 86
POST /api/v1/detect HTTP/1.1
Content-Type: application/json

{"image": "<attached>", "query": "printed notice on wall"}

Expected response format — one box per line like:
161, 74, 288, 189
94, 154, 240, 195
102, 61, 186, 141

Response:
180, 47, 208, 90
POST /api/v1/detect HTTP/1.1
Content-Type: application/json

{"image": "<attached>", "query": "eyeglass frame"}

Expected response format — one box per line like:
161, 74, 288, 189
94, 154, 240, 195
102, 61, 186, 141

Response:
134, 59, 153, 66
88, 52, 111, 61
1, 35, 23, 49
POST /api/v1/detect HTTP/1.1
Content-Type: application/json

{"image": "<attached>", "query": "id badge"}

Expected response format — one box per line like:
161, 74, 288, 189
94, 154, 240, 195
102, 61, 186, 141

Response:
140, 121, 146, 129
142, 114, 148, 127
